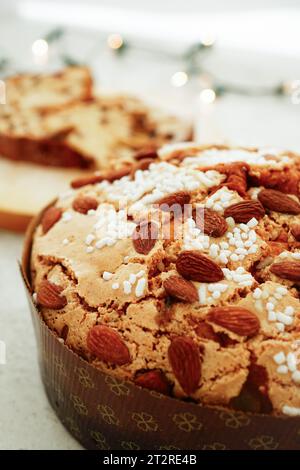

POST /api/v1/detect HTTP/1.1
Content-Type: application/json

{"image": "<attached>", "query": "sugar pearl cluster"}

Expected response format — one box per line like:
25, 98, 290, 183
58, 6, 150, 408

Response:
102, 269, 146, 297
183, 216, 259, 265
197, 267, 254, 305
222, 267, 254, 287
198, 282, 229, 305
205, 187, 240, 212
180, 148, 291, 169
279, 251, 300, 260
252, 284, 295, 332
273, 351, 300, 383
83, 206, 135, 254
97, 162, 223, 216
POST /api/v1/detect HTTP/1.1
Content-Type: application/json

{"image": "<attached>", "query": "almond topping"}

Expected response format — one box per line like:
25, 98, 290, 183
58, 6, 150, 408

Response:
270, 261, 300, 281
176, 250, 224, 282
37, 280, 67, 309
163, 275, 198, 303
258, 189, 300, 215
224, 200, 265, 223
207, 306, 260, 337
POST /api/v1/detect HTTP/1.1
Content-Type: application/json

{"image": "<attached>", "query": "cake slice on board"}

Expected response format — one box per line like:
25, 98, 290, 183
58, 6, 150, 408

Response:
0, 67, 192, 231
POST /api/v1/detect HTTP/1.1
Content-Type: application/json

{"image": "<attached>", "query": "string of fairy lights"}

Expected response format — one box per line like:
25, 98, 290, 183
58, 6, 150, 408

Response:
0, 27, 299, 104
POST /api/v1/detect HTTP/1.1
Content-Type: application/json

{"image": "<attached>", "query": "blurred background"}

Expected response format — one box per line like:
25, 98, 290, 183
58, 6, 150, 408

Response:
1, 0, 300, 148
1, 0, 300, 450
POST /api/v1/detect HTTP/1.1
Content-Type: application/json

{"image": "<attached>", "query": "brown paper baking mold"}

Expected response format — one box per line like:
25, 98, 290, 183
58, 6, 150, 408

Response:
20, 207, 300, 450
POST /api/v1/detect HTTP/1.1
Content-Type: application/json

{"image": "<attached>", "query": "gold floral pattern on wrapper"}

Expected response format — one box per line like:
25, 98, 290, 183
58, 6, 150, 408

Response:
121, 441, 141, 450
132, 412, 159, 432
202, 443, 227, 450
20, 220, 300, 450
172, 413, 203, 433
248, 435, 279, 450
218, 410, 251, 429
97, 404, 120, 426
53, 355, 67, 377
90, 430, 110, 450
71, 394, 88, 416
105, 375, 130, 396
76, 367, 95, 389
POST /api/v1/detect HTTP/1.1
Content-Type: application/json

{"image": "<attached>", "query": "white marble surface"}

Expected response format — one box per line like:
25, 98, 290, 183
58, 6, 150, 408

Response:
1, 1, 300, 450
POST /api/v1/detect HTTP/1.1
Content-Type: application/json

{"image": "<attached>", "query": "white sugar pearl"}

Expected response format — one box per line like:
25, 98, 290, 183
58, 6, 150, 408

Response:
198, 285, 206, 305
212, 291, 221, 299
253, 288, 262, 299
277, 365, 289, 374
268, 311, 276, 322
276, 286, 288, 295
239, 223, 249, 233
276, 312, 293, 326
123, 281, 132, 294
135, 278, 146, 297
62, 238, 69, 245
219, 254, 228, 264
86, 246, 94, 253
136, 270, 145, 278
284, 306, 294, 316
287, 353, 297, 372
282, 405, 300, 416
262, 289, 270, 299
129, 273, 137, 284
62, 212, 72, 222
112, 282, 119, 290
273, 352, 286, 364
209, 244, 219, 258
292, 371, 300, 384
103, 271, 113, 281
226, 217, 235, 228
276, 322, 285, 332
247, 218, 258, 228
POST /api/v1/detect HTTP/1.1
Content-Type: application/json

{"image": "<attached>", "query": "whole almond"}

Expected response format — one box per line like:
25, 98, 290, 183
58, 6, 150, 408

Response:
133, 158, 156, 173
37, 280, 67, 309
134, 147, 158, 161
41, 206, 62, 234
135, 370, 171, 395
224, 200, 265, 223
87, 325, 131, 365
270, 260, 300, 281
71, 167, 131, 189
168, 336, 201, 394
176, 250, 224, 282
132, 221, 158, 255
291, 224, 300, 241
157, 191, 191, 212
258, 189, 300, 215
207, 306, 260, 337
71, 174, 104, 189
193, 208, 227, 237
164, 275, 198, 303
72, 195, 98, 214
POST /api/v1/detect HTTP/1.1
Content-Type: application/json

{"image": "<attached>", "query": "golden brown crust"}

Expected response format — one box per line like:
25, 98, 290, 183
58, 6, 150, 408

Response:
30, 144, 300, 416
